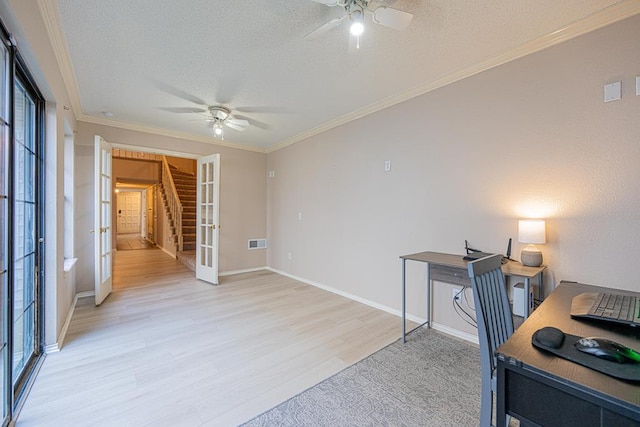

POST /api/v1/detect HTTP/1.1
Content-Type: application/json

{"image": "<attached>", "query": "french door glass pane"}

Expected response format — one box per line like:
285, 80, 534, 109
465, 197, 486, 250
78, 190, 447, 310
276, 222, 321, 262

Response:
12, 81, 36, 384
0, 39, 8, 424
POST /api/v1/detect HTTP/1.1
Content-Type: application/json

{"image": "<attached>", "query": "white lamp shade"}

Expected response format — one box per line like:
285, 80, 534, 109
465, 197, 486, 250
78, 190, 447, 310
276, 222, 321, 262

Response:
518, 219, 546, 244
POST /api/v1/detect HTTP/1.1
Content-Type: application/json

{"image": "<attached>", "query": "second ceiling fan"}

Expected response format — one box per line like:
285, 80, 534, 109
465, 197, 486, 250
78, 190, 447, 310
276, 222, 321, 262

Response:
198, 106, 249, 140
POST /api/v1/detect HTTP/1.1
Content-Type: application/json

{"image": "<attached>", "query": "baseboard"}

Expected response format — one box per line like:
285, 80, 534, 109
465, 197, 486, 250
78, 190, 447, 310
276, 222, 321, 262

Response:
45, 290, 94, 353
266, 267, 479, 345
431, 321, 479, 345
219, 266, 268, 277
159, 245, 177, 259
266, 267, 399, 315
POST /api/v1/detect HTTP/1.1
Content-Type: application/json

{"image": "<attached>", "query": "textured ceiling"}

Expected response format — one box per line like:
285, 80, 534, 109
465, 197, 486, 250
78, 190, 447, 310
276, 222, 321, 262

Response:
51, 0, 635, 152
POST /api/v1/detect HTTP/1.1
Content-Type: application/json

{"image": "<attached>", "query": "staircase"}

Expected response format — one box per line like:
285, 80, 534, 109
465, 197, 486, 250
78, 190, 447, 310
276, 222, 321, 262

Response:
170, 166, 197, 251
159, 159, 197, 270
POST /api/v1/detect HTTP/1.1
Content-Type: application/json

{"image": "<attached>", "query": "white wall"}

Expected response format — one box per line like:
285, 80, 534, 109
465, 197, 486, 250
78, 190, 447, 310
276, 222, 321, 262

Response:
266, 15, 640, 334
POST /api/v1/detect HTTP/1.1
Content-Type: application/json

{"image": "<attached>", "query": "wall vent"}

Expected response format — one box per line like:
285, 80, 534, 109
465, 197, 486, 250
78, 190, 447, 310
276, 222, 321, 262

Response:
248, 238, 267, 250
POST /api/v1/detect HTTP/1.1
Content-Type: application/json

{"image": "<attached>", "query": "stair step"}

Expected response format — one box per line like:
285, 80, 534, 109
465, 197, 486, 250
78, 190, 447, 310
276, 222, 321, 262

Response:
163, 164, 202, 254
182, 242, 196, 251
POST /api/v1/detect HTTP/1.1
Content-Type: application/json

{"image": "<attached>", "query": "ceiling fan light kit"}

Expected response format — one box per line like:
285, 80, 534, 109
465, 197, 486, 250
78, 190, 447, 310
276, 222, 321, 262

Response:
308, 0, 413, 46
203, 106, 249, 140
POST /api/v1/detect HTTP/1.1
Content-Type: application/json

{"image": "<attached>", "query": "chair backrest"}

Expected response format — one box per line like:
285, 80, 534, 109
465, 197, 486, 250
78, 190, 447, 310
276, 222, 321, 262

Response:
467, 254, 514, 374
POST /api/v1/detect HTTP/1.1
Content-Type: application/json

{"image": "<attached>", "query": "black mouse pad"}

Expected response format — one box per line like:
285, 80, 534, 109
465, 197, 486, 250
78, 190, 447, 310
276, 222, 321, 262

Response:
532, 327, 640, 382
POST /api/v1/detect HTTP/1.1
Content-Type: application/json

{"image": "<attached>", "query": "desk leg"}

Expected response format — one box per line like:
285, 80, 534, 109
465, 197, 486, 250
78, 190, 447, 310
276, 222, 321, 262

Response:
497, 362, 507, 427
426, 262, 431, 329
402, 258, 407, 343
524, 278, 530, 319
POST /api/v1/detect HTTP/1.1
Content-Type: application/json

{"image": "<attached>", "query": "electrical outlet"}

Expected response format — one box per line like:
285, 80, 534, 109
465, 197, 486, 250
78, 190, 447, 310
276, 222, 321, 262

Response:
452, 288, 463, 303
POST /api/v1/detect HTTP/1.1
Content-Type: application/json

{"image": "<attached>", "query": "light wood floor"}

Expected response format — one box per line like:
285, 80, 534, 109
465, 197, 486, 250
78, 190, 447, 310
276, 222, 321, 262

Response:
115, 233, 156, 251
17, 248, 409, 426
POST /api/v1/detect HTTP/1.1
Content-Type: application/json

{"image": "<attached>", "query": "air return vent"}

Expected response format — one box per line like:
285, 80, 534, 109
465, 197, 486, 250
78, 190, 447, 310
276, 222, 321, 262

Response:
248, 239, 267, 250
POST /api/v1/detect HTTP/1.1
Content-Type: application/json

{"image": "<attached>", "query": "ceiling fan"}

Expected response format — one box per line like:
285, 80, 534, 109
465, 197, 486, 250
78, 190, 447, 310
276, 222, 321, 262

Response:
196, 106, 249, 140
306, 0, 413, 45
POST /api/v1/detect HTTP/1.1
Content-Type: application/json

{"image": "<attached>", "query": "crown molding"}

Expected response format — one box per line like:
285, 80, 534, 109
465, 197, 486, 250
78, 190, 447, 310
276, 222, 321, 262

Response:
267, 1, 640, 153
37, 0, 83, 118
78, 114, 267, 154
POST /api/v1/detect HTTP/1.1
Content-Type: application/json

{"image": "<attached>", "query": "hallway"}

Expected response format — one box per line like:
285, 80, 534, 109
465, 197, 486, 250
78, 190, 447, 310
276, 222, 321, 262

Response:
115, 233, 156, 251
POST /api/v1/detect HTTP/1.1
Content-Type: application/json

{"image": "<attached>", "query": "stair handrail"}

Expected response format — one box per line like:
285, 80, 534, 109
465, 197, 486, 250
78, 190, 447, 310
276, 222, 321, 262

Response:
161, 156, 183, 252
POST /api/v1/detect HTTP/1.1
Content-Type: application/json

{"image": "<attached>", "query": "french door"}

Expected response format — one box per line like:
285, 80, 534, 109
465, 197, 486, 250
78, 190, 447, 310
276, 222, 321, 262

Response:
94, 136, 112, 305
0, 25, 44, 426
196, 154, 220, 285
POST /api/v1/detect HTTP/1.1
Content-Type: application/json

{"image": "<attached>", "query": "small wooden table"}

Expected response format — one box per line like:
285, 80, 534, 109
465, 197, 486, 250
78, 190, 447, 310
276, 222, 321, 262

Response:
400, 251, 546, 342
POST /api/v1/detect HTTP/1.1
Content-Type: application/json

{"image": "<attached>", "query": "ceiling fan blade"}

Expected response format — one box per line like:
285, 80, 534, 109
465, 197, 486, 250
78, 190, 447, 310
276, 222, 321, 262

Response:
228, 118, 249, 127
159, 107, 207, 114
235, 114, 270, 130
310, 0, 341, 6
225, 122, 246, 132
372, 6, 413, 30
305, 14, 347, 39
150, 78, 208, 106
235, 106, 288, 114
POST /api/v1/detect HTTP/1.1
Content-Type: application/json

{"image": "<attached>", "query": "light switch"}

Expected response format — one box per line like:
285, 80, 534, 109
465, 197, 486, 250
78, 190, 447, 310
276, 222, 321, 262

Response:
604, 81, 621, 102
384, 160, 391, 171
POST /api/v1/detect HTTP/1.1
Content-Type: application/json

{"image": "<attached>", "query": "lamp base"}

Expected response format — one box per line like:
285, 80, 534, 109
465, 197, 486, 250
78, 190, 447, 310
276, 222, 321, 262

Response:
521, 245, 543, 267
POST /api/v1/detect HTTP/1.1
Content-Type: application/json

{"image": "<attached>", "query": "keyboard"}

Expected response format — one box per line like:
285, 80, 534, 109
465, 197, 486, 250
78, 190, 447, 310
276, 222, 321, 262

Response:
570, 292, 640, 327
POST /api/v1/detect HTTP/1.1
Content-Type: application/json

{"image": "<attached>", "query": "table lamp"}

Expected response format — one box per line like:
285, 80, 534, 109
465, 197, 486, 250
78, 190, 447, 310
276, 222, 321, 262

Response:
518, 219, 546, 267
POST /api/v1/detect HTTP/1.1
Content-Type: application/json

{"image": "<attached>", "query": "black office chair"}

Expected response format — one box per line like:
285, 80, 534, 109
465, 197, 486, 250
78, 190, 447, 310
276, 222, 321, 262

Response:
467, 254, 514, 427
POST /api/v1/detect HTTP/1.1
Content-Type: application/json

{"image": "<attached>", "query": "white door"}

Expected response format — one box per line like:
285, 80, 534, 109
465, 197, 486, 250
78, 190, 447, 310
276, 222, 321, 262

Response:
140, 190, 148, 239
116, 191, 141, 234
196, 154, 220, 285
94, 136, 113, 305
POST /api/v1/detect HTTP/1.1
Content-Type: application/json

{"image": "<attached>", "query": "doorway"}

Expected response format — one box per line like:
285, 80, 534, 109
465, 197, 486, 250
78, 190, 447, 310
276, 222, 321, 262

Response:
114, 184, 156, 251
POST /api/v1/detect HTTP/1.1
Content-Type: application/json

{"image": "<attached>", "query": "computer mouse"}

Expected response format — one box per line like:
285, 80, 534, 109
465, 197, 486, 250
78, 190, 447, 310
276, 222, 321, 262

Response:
574, 337, 640, 363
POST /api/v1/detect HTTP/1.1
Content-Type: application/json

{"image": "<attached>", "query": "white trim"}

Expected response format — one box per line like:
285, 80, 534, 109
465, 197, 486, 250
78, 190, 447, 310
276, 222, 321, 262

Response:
63, 258, 78, 272
37, 0, 83, 117
111, 142, 201, 160
431, 322, 479, 345
45, 291, 95, 353
266, 267, 479, 344
80, 115, 265, 154
219, 266, 268, 277
266, 267, 395, 314
159, 245, 177, 259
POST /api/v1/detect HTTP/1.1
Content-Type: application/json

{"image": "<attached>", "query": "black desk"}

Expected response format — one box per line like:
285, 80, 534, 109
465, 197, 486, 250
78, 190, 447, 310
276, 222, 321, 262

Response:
496, 281, 640, 427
